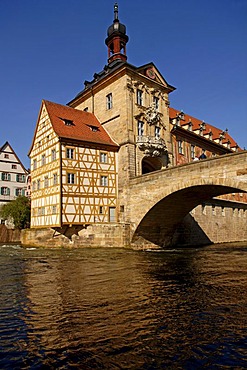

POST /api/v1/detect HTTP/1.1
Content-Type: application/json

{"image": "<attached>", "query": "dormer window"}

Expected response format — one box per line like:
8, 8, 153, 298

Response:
188, 120, 193, 131
179, 111, 185, 120
87, 125, 99, 132
63, 119, 74, 126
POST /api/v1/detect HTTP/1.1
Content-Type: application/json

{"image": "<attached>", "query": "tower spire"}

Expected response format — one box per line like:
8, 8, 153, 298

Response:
114, 2, 118, 21
105, 3, 129, 64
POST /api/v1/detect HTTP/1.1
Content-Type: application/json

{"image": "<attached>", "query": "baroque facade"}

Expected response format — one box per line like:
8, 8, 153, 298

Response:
28, 3, 246, 236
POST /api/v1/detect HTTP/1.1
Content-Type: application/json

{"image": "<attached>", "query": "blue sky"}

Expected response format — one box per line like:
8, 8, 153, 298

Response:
0, 0, 246, 168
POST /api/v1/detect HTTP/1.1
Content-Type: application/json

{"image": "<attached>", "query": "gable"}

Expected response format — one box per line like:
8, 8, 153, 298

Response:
135, 63, 176, 92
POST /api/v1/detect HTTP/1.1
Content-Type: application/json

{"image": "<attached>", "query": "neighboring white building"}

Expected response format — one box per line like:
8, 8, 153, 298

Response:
0, 142, 28, 223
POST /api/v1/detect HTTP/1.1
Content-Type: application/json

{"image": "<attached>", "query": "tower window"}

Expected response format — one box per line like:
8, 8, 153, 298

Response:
178, 140, 184, 154
155, 126, 160, 139
153, 96, 159, 110
137, 121, 144, 136
137, 89, 143, 106
191, 145, 195, 159
106, 93, 113, 109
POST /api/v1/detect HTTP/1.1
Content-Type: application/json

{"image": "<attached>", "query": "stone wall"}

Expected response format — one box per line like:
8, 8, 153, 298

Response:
0, 225, 21, 243
21, 223, 132, 249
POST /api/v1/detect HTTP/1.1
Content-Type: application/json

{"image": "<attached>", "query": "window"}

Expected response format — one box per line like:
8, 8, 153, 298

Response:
155, 126, 160, 139
106, 93, 112, 110
33, 159, 37, 170
100, 175, 108, 186
66, 148, 74, 159
16, 174, 25, 183
44, 176, 49, 188
109, 207, 116, 222
4, 154, 9, 159
67, 173, 75, 184
137, 121, 144, 136
99, 206, 103, 214
153, 96, 159, 110
52, 205, 57, 214
178, 140, 183, 154
15, 188, 22, 196
63, 119, 73, 126
41, 154, 46, 166
84, 107, 88, 112
100, 153, 108, 163
1, 187, 10, 196
32, 181, 36, 191
53, 173, 58, 185
12, 164, 17, 169
2, 173, 10, 181
191, 145, 195, 159
37, 179, 40, 190
137, 89, 143, 106
51, 149, 56, 161
41, 207, 45, 215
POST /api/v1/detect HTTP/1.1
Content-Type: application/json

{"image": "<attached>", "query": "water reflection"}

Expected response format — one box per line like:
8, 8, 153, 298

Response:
0, 245, 247, 368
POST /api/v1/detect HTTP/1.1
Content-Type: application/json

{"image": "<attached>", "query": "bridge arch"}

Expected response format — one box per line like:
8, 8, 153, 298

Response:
128, 151, 247, 248
130, 182, 246, 248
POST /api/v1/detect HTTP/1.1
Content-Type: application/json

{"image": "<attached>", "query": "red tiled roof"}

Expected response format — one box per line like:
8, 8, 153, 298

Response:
43, 100, 119, 150
169, 107, 239, 149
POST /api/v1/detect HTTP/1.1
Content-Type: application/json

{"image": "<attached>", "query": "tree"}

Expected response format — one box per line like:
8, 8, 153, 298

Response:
0, 196, 31, 229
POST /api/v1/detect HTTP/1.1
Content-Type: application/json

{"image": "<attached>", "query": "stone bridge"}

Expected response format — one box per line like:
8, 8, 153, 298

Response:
126, 151, 247, 248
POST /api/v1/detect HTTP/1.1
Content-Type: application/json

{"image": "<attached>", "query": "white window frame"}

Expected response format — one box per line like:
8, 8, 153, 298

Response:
100, 175, 108, 187
100, 152, 108, 163
178, 140, 183, 154
106, 93, 113, 110
137, 89, 143, 106
153, 96, 159, 110
66, 148, 74, 159
137, 121, 144, 136
67, 173, 75, 184
155, 126, 160, 139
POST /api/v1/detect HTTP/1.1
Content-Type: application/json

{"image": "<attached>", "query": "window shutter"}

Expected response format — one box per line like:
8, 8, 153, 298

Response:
8, 174, 11, 181
1, 173, 4, 181
1, 187, 3, 195
7, 188, 10, 196
22, 189, 25, 196
16, 174, 19, 182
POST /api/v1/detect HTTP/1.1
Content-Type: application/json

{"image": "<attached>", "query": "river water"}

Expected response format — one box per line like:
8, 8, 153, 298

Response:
0, 243, 247, 369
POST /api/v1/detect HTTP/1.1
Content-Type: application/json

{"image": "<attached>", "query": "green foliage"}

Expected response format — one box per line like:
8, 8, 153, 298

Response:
0, 196, 31, 229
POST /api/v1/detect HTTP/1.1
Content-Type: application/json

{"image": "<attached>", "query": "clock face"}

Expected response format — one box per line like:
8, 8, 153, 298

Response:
146, 68, 155, 79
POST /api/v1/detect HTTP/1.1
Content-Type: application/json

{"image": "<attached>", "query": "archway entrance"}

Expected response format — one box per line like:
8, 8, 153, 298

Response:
142, 157, 162, 174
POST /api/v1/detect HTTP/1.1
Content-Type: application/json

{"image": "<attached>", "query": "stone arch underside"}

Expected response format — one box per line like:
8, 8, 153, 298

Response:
131, 184, 246, 248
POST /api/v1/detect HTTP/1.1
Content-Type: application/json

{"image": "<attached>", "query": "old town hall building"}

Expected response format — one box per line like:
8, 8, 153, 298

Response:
28, 3, 245, 237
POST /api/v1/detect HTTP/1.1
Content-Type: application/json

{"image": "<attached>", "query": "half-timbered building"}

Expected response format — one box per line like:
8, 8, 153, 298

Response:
29, 100, 118, 228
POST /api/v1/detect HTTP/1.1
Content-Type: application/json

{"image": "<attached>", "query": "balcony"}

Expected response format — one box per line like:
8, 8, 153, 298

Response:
136, 136, 167, 157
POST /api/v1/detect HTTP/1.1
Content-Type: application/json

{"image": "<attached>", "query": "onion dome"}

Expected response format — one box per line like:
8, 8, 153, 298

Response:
105, 3, 129, 64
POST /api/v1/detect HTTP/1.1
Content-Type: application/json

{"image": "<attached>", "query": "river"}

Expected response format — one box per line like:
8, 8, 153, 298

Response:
0, 243, 247, 369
